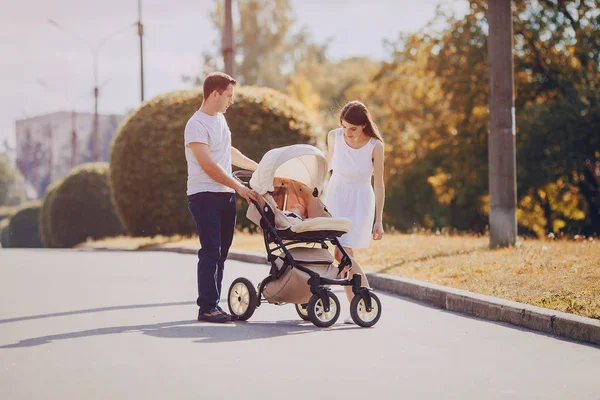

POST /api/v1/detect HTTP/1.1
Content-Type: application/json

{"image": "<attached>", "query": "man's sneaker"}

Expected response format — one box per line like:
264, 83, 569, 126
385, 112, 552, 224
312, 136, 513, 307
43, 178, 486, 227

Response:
197, 308, 231, 323
217, 305, 238, 321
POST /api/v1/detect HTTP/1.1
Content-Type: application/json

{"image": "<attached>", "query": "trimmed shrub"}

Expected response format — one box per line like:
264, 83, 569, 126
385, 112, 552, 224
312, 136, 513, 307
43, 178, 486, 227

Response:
0, 206, 19, 224
39, 180, 62, 248
49, 163, 124, 248
0, 218, 9, 248
5, 201, 43, 248
110, 85, 317, 236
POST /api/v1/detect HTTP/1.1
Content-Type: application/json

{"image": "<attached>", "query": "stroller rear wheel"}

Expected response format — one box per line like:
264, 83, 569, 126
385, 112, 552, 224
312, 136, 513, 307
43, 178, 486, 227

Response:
307, 292, 340, 328
228, 277, 258, 321
294, 303, 310, 321
350, 292, 382, 327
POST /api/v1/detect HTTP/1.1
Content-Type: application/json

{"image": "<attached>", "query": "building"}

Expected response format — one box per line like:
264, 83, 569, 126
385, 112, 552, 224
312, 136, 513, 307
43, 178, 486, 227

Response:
15, 111, 125, 198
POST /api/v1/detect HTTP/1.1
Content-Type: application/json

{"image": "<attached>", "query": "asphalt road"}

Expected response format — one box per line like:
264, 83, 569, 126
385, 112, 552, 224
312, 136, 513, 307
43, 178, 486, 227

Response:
1, 249, 599, 400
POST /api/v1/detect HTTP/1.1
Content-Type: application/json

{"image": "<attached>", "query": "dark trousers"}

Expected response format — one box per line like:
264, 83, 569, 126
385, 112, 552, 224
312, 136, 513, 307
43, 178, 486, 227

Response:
187, 191, 237, 312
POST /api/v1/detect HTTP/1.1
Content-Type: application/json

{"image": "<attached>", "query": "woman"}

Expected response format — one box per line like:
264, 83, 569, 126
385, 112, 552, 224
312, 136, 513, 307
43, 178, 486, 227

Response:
325, 100, 385, 324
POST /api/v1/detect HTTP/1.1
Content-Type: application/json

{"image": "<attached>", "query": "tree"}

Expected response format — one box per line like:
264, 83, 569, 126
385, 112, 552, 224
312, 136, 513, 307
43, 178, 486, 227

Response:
187, 0, 380, 138
0, 154, 27, 206
190, 0, 313, 91
350, 0, 599, 235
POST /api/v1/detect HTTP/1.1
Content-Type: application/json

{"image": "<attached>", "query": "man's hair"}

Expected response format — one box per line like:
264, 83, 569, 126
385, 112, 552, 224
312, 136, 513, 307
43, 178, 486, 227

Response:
203, 72, 236, 98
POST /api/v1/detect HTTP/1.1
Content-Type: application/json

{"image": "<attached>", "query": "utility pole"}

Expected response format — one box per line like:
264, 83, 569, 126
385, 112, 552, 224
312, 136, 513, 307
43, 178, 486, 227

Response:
487, 0, 517, 248
47, 18, 136, 162
138, 0, 145, 102
71, 110, 78, 168
223, 0, 234, 76
47, 126, 53, 183
93, 55, 100, 162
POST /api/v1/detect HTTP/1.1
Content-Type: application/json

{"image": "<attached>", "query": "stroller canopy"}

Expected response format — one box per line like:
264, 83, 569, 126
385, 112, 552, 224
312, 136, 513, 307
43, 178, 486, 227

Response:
250, 144, 328, 195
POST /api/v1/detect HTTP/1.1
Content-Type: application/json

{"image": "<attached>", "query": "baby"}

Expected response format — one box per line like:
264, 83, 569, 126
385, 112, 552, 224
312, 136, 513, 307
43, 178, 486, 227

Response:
284, 202, 307, 221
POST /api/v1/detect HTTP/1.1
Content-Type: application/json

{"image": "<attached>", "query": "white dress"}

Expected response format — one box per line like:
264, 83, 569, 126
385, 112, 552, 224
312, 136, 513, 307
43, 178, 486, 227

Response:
325, 128, 377, 249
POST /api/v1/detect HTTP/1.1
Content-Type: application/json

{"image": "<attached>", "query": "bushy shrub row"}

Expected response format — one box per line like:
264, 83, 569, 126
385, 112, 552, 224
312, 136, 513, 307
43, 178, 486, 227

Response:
110, 86, 317, 236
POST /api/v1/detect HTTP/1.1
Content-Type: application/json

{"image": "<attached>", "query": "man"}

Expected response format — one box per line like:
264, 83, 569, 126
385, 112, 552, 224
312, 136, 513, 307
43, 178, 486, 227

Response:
185, 72, 260, 323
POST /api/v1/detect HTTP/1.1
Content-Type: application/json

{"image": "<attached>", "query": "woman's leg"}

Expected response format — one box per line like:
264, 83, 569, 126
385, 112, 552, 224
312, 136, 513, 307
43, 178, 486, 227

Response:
334, 246, 370, 303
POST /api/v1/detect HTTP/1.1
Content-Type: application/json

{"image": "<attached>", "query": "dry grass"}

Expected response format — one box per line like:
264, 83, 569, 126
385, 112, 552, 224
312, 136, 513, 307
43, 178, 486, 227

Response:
82, 232, 600, 320
80, 235, 187, 250
352, 233, 599, 320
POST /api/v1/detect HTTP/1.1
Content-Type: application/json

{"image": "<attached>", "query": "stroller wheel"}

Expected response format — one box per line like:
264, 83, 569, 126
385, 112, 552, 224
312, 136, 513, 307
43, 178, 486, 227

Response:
350, 292, 382, 327
294, 303, 310, 321
228, 277, 258, 321
307, 292, 340, 328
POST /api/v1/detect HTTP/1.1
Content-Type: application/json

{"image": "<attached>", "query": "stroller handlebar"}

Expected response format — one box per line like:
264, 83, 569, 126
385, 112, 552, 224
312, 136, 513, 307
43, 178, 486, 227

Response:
233, 169, 254, 187
233, 170, 256, 195
233, 169, 253, 182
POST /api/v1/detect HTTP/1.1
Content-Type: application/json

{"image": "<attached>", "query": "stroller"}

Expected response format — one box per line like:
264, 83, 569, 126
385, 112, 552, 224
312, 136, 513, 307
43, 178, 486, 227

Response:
227, 144, 382, 328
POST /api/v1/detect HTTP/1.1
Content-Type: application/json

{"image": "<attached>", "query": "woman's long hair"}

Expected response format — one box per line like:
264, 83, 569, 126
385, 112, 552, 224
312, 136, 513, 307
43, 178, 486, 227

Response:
339, 100, 383, 142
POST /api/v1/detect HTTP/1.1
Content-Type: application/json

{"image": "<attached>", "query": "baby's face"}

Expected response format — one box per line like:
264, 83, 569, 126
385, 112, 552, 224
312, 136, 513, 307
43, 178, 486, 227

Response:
288, 203, 306, 217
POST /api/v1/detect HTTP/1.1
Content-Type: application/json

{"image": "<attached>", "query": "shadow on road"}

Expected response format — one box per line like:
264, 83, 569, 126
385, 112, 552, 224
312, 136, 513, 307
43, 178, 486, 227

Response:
0, 301, 196, 324
0, 318, 357, 348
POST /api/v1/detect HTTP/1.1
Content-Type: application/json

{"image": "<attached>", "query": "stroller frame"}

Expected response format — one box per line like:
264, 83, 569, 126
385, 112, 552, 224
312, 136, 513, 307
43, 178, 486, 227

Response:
227, 170, 381, 328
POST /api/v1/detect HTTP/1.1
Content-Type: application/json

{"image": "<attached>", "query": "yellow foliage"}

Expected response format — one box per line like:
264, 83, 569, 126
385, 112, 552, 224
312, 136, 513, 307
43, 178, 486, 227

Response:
287, 73, 320, 116
427, 169, 456, 205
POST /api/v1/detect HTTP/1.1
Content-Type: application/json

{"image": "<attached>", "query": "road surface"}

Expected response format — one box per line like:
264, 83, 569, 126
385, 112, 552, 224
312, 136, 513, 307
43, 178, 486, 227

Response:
1, 249, 599, 399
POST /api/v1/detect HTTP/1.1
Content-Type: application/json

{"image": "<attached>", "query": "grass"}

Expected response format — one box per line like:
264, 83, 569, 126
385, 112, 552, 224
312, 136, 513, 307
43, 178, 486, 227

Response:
81, 231, 600, 320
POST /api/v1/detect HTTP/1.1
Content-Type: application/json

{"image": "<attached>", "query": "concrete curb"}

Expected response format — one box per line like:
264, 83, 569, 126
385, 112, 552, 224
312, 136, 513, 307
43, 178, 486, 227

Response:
80, 245, 600, 346
366, 273, 600, 346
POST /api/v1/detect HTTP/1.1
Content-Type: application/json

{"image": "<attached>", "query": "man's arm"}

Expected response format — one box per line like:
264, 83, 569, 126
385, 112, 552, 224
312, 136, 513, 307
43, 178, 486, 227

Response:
231, 147, 259, 171
188, 142, 259, 202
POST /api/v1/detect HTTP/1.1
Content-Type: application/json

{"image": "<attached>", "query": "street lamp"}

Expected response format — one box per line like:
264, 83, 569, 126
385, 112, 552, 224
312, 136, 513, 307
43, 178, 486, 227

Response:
138, 0, 145, 102
47, 18, 136, 162
223, 0, 234, 76
37, 79, 91, 170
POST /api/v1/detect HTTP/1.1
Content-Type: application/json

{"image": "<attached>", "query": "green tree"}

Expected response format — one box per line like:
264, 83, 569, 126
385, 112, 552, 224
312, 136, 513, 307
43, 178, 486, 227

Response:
351, 0, 599, 235
0, 154, 27, 206
513, 0, 600, 235
189, 0, 380, 142
191, 0, 318, 92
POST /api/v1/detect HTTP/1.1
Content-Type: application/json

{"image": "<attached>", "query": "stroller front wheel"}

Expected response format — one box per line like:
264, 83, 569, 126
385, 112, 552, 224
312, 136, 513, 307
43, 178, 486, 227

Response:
350, 292, 382, 327
307, 292, 340, 328
228, 277, 258, 321
294, 303, 310, 321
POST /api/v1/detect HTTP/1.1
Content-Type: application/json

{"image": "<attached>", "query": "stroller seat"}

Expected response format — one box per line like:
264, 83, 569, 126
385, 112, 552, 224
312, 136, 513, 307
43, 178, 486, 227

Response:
247, 176, 352, 237
289, 216, 351, 233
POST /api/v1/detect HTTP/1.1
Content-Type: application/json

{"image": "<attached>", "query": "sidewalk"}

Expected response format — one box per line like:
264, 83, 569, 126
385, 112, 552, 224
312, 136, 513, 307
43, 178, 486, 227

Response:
80, 243, 600, 346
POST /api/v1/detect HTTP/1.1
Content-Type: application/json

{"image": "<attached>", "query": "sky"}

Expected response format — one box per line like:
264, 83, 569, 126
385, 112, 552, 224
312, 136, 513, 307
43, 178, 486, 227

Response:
0, 0, 469, 152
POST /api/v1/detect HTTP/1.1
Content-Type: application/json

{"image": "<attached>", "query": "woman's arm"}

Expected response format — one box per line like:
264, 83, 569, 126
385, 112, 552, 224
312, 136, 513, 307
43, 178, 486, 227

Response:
326, 129, 336, 170
372, 140, 385, 239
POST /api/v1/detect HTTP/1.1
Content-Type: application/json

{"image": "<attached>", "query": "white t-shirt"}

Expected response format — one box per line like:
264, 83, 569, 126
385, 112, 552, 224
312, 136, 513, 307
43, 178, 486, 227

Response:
184, 110, 235, 195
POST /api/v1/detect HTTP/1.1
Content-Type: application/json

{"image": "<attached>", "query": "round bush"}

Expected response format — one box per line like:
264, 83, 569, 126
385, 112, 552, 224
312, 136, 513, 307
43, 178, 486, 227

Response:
49, 163, 124, 248
6, 201, 43, 248
39, 180, 62, 248
0, 218, 10, 248
110, 85, 318, 236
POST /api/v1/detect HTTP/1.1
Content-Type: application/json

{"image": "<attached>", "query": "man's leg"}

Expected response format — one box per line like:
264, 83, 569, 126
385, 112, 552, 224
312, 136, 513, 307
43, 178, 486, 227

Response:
216, 193, 237, 299
188, 192, 223, 313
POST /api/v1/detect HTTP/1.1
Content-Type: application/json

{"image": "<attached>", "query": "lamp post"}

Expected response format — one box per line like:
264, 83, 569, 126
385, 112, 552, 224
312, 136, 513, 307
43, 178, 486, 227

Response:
138, 0, 145, 102
37, 79, 88, 174
47, 18, 136, 162
223, 0, 234, 76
